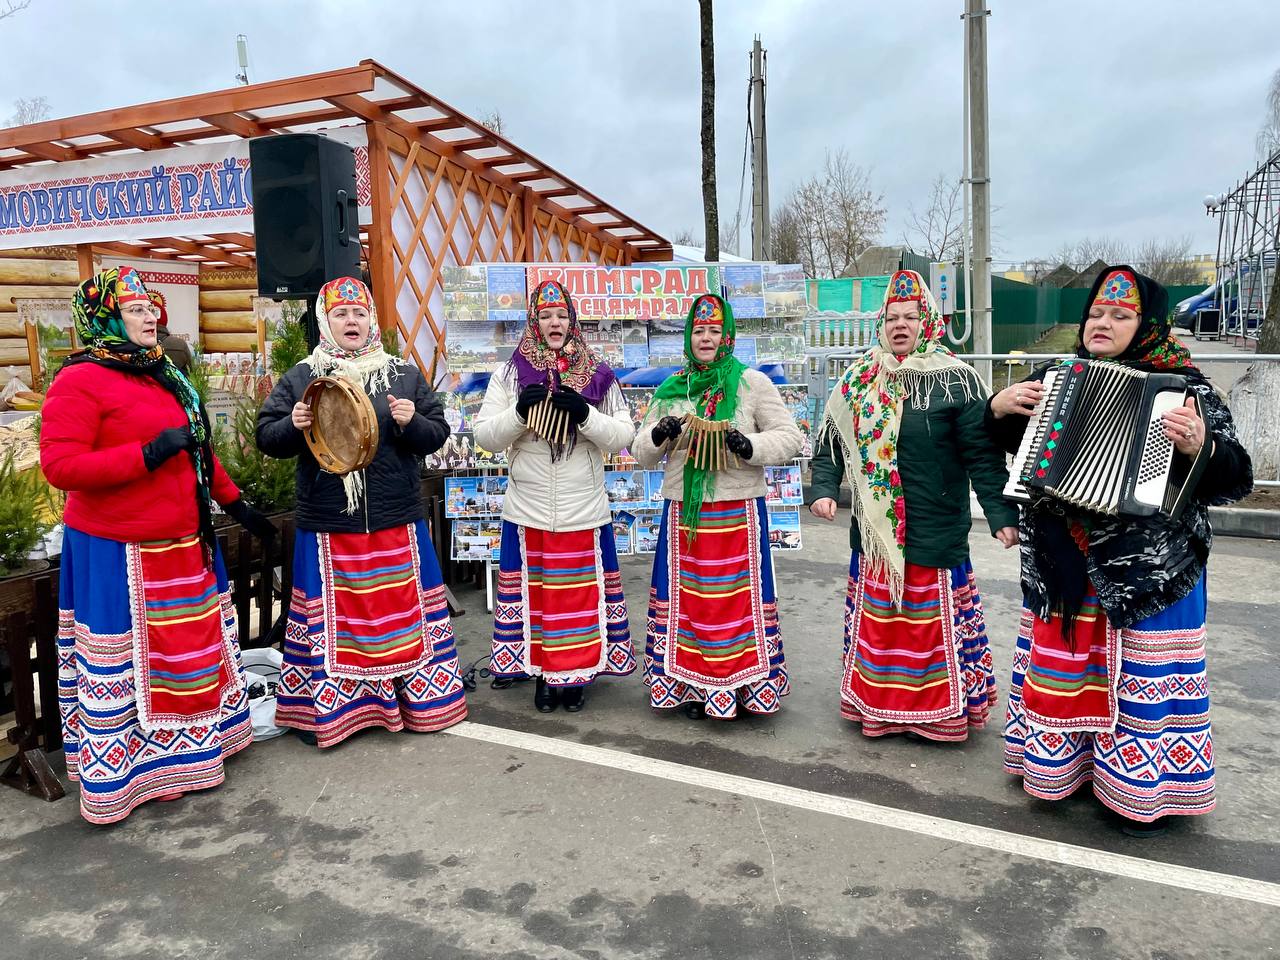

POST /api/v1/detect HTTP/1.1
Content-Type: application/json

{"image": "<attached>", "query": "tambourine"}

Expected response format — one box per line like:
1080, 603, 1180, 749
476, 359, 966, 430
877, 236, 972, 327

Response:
301, 375, 379, 476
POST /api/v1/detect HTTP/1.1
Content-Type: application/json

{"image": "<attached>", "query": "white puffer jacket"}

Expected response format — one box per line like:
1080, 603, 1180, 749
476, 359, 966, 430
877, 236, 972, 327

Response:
473, 368, 636, 532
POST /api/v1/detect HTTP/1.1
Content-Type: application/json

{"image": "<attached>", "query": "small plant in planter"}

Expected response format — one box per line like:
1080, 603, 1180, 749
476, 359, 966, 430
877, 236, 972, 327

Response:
214, 395, 296, 516
270, 300, 310, 376
0, 448, 59, 576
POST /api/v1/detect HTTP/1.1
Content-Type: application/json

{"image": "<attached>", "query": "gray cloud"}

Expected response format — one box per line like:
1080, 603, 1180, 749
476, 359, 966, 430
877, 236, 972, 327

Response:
4, 0, 1277, 263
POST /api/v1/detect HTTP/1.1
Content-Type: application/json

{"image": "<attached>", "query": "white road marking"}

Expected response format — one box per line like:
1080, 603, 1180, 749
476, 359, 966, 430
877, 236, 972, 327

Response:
446, 720, 1280, 908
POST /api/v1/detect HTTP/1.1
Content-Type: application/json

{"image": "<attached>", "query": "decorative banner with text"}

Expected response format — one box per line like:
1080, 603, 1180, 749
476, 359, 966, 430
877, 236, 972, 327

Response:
0, 125, 372, 248
442, 262, 809, 371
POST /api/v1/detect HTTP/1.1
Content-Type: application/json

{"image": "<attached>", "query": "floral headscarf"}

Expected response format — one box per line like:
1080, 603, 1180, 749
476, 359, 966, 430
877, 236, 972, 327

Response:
304, 276, 402, 514
1077, 265, 1194, 372
818, 269, 984, 605
650, 293, 749, 538
63, 266, 218, 565
508, 279, 617, 459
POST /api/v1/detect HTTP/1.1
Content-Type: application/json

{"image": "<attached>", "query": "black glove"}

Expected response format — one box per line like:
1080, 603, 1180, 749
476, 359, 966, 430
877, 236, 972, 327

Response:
142, 426, 196, 471
516, 383, 550, 419
725, 429, 753, 460
224, 499, 277, 542
651, 416, 683, 446
550, 386, 590, 426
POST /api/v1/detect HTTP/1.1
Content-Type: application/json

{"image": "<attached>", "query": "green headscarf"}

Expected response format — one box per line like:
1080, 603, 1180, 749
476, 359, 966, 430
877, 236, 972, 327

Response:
64, 267, 219, 566
651, 293, 749, 537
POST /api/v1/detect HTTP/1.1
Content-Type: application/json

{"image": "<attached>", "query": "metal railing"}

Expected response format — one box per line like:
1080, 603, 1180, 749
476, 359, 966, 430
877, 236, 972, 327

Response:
809, 350, 1280, 489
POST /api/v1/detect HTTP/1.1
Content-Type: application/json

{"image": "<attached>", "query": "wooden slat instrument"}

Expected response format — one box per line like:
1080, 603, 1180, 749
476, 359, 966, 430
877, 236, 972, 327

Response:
673, 413, 740, 471
526, 392, 571, 446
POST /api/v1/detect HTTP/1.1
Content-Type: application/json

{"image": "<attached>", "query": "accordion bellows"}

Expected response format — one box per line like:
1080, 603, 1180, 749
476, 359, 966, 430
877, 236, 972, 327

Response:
1004, 360, 1210, 520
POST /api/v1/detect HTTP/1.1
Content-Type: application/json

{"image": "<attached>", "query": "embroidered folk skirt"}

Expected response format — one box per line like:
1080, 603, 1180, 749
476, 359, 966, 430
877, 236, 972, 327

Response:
644, 498, 789, 720
490, 521, 635, 686
275, 520, 467, 747
56, 527, 251, 824
1004, 575, 1214, 822
840, 553, 996, 741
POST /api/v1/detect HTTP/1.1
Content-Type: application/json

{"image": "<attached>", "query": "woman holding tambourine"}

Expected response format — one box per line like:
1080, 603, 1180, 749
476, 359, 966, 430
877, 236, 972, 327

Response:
256, 276, 467, 747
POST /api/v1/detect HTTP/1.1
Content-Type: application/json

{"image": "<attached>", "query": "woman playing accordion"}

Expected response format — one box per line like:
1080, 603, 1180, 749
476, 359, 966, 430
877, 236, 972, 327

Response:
988, 266, 1253, 835
632, 294, 803, 720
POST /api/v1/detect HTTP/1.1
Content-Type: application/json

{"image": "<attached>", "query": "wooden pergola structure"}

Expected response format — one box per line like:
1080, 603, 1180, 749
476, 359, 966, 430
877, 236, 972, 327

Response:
0, 60, 671, 374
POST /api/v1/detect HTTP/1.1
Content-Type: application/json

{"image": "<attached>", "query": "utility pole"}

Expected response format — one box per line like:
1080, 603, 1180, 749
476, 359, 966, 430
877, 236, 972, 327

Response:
750, 35, 771, 261
235, 34, 250, 85
964, 0, 992, 382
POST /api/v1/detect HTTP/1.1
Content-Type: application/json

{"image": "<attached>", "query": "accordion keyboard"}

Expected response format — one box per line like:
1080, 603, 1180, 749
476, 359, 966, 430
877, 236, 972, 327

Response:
1002, 365, 1066, 503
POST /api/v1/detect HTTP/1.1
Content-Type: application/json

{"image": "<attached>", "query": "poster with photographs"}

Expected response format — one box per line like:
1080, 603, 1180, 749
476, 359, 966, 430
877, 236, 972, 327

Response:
643, 470, 667, 506
444, 475, 508, 518
604, 469, 653, 510
621, 320, 650, 368
764, 465, 803, 506
764, 264, 808, 317
452, 518, 504, 562
721, 264, 766, 318
485, 265, 527, 324
777, 384, 813, 457
634, 513, 664, 554
612, 510, 636, 556
766, 510, 802, 550
424, 432, 507, 470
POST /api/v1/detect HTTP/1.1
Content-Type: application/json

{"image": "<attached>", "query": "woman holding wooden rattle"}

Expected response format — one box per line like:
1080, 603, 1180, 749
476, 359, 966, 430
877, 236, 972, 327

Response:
633, 293, 803, 721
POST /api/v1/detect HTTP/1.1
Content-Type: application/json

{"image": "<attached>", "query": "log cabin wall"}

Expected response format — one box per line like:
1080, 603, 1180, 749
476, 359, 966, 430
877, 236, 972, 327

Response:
0, 249, 260, 385
198, 267, 258, 354
0, 246, 79, 386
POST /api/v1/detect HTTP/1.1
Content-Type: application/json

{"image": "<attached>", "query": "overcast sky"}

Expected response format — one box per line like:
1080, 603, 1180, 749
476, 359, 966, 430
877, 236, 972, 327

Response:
4, 0, 1278, 264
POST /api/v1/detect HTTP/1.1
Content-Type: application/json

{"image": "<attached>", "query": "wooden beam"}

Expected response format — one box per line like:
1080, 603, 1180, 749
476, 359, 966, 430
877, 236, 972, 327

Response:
92, 241, 183, 263
76, 244, 95, 281
0, 63, 377, 151
156, 237, 256, 269
16, 141, 78, 162
479, 155, 519, 168
200, 113, 267, 138
416, 117, 463, 133
519, 187, 533, 260
365, 121, 399, 337
104, 127, 167, 150
538, 187, 577, 199
444, 136, 495, 151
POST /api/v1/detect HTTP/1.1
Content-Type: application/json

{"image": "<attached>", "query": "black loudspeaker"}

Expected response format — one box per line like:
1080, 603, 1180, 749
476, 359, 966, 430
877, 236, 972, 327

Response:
250, 134, 359, 298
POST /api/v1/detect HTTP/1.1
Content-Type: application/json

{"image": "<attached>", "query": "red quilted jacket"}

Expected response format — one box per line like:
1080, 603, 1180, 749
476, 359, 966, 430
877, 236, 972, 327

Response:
40, 362, 240, 543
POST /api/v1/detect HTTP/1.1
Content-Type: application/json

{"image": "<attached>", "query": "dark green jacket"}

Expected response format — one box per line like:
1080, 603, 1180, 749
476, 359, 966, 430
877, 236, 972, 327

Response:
809, 378, 1018, 569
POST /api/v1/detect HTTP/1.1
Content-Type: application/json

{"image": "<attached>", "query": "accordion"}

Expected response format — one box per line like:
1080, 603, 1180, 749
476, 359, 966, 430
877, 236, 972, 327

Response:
1003, 359, 1210, 520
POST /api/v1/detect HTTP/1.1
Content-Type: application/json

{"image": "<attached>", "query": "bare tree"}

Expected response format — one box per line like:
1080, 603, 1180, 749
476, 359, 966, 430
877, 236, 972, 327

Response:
770, 199, 802, 267
1132, 235, 1203, 286
904, 173, 964, 262
6, 95, 49, 127
0, 0, 32, 21
1256, 67, 1280, 161
719, 220, 742, 257
1258, 66, 1280, 354
779, 150, 885, 278
478, 110, 505, 137
698, 0, 719, 262
671, 227, 700, 246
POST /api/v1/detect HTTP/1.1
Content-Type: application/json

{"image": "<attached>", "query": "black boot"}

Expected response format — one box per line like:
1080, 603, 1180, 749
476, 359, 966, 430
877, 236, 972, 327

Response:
534, 676, 559, 713
294, 728, 318, 746
561, 685, 586, 713
1121, 816, 1168, 838
684, 702, 705, 720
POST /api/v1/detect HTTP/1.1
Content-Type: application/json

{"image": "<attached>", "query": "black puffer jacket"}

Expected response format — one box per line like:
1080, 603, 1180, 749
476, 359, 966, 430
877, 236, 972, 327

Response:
257, 361, 449, 533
